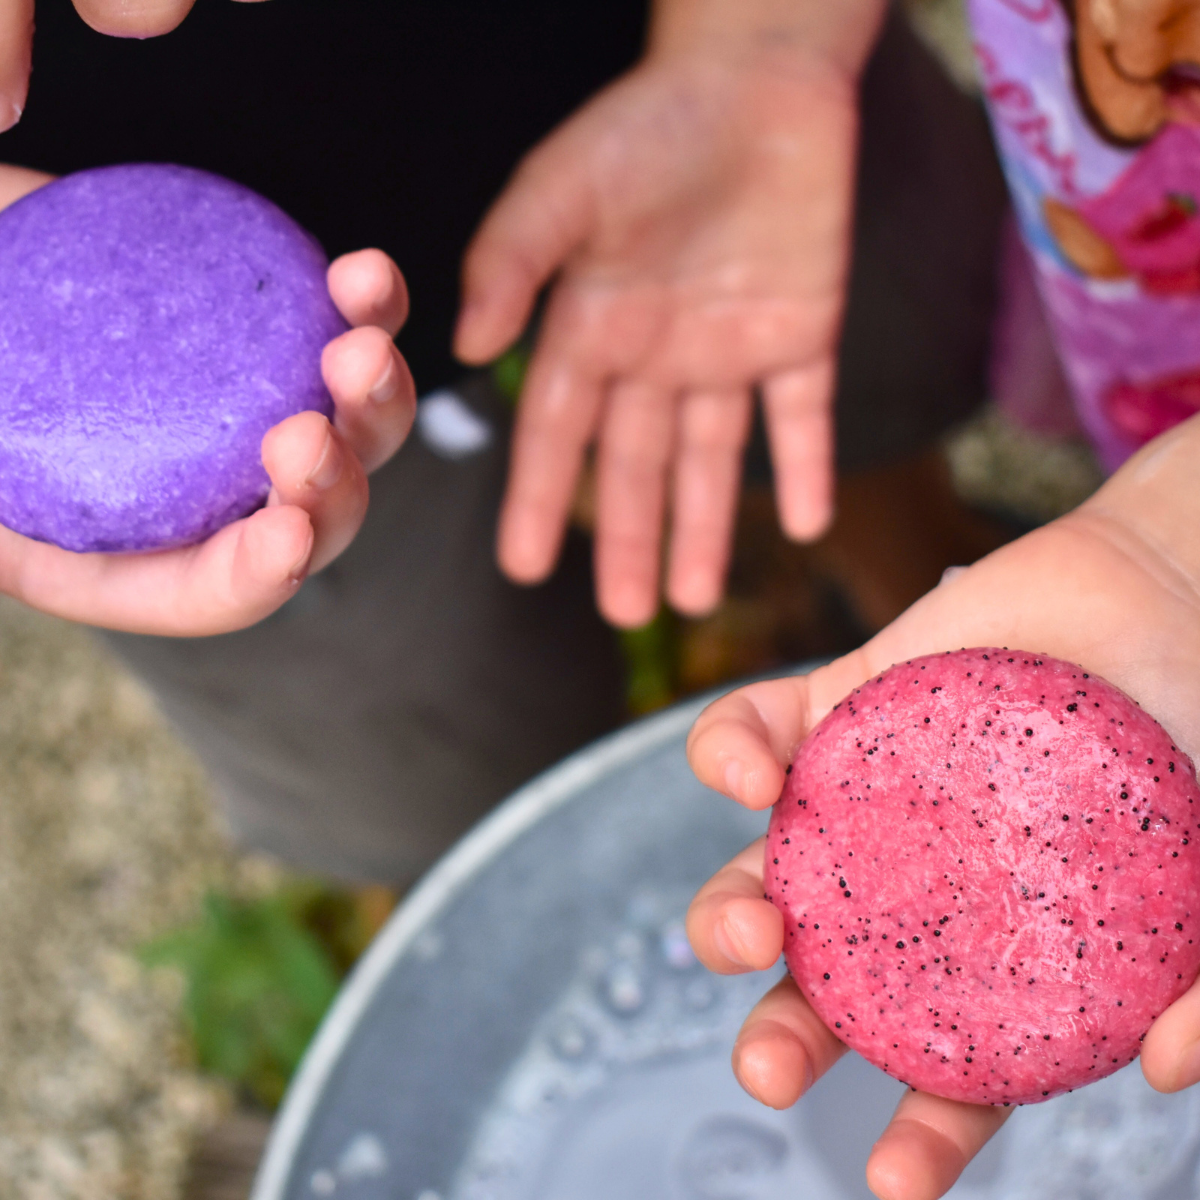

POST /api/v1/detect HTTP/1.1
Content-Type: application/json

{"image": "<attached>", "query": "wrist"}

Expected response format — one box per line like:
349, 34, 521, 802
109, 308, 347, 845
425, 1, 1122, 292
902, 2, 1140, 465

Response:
1060, 414, 1200, 758
1078, 414, 1200, 580
647, 0, 888, 80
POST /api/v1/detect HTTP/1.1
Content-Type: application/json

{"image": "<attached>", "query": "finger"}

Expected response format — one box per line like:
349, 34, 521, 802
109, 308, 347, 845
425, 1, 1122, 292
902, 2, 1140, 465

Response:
261, 410, 369, 573
686, 839, 783, 973
0, 505, 313, 635
686, 677, 808, 809
866, 1089, 1010, 1200
321, 326, 416, 474
1140, 974, 1200, 1092
0, 0, 33, 132
685, 649, 877, 808
455, 133, 593, 364
0, 411, 368, 634
72, 0, 198, 37
496, 357, 605, 584
763, 362, 836, 542
0, 164, 53, 211
665, 387, 752, 616
327, 249, 409, 336
732, 974, 850, 1109
593, 380, 675, 627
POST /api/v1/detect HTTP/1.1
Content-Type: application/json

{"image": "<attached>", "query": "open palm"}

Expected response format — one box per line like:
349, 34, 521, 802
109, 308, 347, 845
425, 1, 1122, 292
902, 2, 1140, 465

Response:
456, 52, 863, 626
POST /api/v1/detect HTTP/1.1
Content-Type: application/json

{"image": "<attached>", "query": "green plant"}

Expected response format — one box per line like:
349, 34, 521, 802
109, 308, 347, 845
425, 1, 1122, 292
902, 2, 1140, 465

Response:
490, 345, 531, 405
619, 608, 679, 715
142, 887, 341, 1110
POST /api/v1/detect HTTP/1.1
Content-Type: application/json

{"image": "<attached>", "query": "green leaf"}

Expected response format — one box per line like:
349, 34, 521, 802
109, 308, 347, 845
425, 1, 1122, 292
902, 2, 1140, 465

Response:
490, 346, 531, 405
141, 888, 341, 1109
619, 607, 678, 715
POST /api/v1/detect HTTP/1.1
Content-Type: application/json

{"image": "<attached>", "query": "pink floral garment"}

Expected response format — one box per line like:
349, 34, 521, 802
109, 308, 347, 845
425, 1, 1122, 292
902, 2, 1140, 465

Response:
968, 0, 1200, 466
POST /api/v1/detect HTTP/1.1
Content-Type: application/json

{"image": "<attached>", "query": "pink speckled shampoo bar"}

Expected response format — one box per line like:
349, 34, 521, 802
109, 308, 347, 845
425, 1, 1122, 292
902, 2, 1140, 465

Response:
0, 164, 347, 552
767, 649, 1200, 1105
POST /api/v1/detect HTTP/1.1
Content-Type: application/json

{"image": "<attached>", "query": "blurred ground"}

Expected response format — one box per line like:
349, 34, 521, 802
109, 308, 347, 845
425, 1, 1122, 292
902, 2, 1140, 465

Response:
0, 596, 233, 1198
0, 598, 391, 1200
0, 405, 1105, 1200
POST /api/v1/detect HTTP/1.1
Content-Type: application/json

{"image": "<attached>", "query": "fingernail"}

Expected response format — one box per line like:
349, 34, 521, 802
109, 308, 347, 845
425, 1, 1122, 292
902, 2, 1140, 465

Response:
455, 300, 479, 335
305, 430, 344, 491
0, 96, 24, 133
724, 759, 745, 798
453, 300, 485, 354
607, 583, 654, 630
674, 568, 719, 615
1174, 1041, 1200, 1090
731, 1043, 768, 1104
286, 525, 315, 584
713, 915, 750, 969
368, 356, 399, 405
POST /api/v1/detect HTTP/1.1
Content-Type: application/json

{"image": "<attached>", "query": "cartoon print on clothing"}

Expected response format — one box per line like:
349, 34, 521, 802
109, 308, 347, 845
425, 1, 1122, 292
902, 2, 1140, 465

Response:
969, 0, 1200, 466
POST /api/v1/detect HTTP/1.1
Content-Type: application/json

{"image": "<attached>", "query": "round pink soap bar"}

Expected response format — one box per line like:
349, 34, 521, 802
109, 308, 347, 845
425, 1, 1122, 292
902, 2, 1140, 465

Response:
0, 164, 347, 552
767, 648, 1200, 1105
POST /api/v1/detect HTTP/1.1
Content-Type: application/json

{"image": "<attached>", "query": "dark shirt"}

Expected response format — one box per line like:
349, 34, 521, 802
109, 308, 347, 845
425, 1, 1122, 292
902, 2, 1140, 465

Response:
2, 0, 647, 390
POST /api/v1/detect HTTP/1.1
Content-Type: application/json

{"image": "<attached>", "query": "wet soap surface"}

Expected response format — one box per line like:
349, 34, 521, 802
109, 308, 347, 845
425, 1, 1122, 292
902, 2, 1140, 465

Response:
767, 648, 1200, 1105
0, 163, 346, 552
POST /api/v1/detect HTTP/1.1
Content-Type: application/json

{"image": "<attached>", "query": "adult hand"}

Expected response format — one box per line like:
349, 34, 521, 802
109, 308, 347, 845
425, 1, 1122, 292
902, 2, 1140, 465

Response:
456, 0, 887, 628
685, 416, 1200, 1199
0, 166, 415, 635
0, 0, 269, 132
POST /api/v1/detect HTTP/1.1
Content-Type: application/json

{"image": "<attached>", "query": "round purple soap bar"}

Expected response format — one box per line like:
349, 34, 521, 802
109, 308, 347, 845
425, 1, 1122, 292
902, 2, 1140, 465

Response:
0, 163, 348, 552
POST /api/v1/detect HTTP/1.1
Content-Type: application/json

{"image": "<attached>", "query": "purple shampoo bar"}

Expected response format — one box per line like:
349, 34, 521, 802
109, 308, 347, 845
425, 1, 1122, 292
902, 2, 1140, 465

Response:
0, 164, 346, 552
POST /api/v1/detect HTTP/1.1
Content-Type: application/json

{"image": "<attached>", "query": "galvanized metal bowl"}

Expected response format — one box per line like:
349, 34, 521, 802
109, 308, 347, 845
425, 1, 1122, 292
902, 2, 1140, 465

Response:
254, 675, 1200, 1200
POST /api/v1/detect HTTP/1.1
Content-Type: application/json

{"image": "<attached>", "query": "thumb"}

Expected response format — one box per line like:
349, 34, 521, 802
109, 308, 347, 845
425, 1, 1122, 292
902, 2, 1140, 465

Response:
455, 128, 595, 365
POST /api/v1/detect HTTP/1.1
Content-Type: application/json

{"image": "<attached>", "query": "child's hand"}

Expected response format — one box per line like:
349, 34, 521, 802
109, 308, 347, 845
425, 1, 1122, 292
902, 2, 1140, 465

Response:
685, 415, 1200, 1200
0, 165, 415, 635
456, 0, 887, 628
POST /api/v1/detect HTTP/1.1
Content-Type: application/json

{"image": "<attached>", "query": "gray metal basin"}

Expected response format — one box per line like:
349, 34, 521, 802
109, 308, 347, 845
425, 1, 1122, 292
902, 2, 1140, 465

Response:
253, 676, 1200, 1200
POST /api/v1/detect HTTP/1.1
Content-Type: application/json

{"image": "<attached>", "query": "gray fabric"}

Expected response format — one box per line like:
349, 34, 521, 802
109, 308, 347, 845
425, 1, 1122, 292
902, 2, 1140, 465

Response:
835, 7, 1008, 473
105, 377, 625, 884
